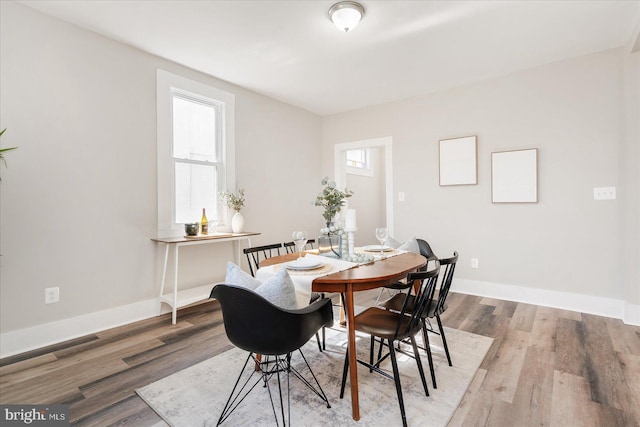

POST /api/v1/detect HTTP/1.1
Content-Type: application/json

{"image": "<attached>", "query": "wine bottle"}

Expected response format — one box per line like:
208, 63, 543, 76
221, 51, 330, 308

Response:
201, 208, 208, 235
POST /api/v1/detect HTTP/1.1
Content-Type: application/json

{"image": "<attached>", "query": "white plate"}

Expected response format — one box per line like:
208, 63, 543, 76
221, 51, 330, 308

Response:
361, 245, 394, 252
285, 258, 323, 270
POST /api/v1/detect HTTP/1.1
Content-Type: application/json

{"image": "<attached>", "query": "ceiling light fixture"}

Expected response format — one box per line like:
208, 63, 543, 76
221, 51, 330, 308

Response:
329, 1, 365, 32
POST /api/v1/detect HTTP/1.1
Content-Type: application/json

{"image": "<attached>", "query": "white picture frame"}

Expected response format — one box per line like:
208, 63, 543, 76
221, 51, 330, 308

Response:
439, 136, 477, 186
491, 148, 538, 203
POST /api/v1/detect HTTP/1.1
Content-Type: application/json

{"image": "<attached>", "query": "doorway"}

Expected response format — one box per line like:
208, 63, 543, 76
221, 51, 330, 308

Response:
334, 137, 393, 241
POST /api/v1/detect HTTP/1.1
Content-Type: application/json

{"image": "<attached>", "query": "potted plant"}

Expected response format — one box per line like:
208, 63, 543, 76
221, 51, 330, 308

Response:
313, 177, 353, 258
220, 188, 246, 233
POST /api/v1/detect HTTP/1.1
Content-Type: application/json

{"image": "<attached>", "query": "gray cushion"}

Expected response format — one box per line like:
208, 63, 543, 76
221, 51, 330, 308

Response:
225, 262, 260, 290
254, 268, 298, 310
385, 235, 401, 248
385, 236, 420, 254
225, 262, 298, 310
398, 237, 420, 254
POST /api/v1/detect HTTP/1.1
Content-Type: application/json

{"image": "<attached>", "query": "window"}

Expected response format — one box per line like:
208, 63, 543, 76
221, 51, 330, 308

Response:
172, 94, 220, 223
346, 148, 373, 176
157, 70, 235, 236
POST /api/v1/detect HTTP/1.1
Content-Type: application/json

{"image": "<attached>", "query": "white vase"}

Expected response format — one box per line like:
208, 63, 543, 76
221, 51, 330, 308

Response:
231, 212, 244, 233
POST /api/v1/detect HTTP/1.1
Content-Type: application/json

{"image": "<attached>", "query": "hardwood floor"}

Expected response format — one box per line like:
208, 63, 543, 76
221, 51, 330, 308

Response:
1, 291, 639, 426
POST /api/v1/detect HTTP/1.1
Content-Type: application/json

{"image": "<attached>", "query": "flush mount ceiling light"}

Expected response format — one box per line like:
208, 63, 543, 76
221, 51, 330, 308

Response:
329, 1, 365, 32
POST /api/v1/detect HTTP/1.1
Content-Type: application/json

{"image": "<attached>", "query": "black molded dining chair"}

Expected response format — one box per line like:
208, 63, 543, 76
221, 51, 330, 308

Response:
244, 241, 325, 352
243, 243, 283, 276
339, 266, 440, 427
210, 284, 333, 426
282, 239, 316, 254
378, 252, 458, 389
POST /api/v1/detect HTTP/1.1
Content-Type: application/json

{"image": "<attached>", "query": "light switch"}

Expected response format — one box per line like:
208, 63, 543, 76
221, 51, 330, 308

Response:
593, 187, 616, 200
398, 192, 405, 202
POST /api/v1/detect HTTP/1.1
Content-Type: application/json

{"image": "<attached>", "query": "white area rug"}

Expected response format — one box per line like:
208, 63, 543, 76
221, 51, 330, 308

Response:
138, 327, 492, 426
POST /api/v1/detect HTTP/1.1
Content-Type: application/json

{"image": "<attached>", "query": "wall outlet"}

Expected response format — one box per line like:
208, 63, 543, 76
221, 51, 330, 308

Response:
45, 287, 60, 304
471, 258, 479, 269
593, 187, 616, 200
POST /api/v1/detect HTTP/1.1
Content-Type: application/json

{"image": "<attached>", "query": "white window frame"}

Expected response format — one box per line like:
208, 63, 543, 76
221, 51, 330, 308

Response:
346, 148, 373, 177
157, 69, 235, 237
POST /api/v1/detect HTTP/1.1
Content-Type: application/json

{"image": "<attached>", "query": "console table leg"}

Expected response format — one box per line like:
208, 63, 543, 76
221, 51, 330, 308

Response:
172, 245, 179, 325
159, 243, 170, 314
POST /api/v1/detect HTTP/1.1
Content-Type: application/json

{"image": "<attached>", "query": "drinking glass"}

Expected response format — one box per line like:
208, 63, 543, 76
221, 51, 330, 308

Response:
375, 227, 388, 258
292, 231, 308, 260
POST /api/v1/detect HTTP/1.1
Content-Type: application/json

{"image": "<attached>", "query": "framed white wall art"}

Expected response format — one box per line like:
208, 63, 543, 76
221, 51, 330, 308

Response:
439, 135, 477, 186
491, 148, 538, 203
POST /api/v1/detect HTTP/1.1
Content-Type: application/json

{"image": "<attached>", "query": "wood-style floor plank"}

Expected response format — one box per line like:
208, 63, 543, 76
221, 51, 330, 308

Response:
529, 306, 558, 353
1, 292, 639, 426
581, 313, 637, 414
555, 317, 588, 377
508, 346, 555, 426
447, 368, 487, 427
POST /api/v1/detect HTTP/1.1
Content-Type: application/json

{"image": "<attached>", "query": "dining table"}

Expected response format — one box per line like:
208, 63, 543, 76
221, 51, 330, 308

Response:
260, 250, 427, 421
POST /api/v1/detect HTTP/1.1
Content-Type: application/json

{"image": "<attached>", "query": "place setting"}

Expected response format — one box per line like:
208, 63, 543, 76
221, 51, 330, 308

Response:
356, 227, 403, 261
276, 231, 335, 275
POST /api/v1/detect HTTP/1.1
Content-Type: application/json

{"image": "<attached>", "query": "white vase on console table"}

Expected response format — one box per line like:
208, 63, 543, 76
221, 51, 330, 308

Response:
231, 212, 244, 233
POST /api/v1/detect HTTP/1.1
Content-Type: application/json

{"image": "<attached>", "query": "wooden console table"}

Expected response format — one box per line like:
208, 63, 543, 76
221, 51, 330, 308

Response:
151, 232, 260, 324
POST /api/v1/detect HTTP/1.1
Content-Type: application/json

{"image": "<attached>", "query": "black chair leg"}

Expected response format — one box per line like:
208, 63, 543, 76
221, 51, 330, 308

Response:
275, 359, 287, 425
436, 314, 452, 366
340, 349, 349, 399
315, 332, 322, 352
377, 334, 384, 364
369, 335, 375, 372
421, 319, 437, 389
292, 349, 331, 409
388, 340, 408, 427
217, 353, 256, 426
322, 326, 326, 350
410, 335, 429, 397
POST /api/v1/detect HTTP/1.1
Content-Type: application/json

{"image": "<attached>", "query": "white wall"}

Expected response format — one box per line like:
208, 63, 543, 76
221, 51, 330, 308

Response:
0, 2, 321, 354
322, 47, 639, 324
620, 29, 640, 317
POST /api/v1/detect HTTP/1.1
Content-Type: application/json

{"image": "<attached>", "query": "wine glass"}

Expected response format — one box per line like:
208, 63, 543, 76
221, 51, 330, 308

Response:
211, 219, 219, 234
375, 227, 388, 258
292, 231, 308, 260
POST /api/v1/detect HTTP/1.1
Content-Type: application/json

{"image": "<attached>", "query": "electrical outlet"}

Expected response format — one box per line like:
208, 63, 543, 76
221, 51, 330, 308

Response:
471, 258, 479, 269
45, 287, 60, 304
593, 187, 616, 200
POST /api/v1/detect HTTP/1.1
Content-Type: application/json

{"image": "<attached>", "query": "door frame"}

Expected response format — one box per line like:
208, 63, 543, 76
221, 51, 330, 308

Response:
334, 136, 394, 237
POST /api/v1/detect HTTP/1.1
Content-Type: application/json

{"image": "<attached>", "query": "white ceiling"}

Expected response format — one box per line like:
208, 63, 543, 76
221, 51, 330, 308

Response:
19, 0, 640, 116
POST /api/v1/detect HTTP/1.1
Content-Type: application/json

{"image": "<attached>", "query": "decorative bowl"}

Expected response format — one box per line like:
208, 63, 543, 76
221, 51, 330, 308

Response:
184, 223, 199, 236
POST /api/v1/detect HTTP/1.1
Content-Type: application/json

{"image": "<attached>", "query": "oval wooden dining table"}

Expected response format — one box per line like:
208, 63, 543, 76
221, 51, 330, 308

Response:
261, 251, 427, 421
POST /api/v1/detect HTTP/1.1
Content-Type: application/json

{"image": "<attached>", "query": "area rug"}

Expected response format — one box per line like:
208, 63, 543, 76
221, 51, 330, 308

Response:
137, 327, 492, 426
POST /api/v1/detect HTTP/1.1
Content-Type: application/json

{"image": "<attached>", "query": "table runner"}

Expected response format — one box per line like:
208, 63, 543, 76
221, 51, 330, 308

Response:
255, 250, 408, 307
256, 254, 356, 307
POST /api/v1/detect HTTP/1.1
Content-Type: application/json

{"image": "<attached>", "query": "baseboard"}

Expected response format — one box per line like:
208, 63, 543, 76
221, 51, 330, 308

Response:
624, 302, 640, 326
2, 280, 638, 359
0, 298, 165, 359
452, 278, 640, 326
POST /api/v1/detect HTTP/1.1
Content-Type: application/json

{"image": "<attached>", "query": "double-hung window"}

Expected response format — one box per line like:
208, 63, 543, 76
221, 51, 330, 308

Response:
157, 70, 235, 237
172, 93, 220, 224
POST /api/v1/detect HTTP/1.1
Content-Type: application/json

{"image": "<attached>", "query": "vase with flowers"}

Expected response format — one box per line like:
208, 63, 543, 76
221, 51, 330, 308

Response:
220, 188, 246, 233
313, 177, 353, 258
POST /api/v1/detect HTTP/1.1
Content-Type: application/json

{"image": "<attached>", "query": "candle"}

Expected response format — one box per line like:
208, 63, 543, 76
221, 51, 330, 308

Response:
345, 209, 357, 232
